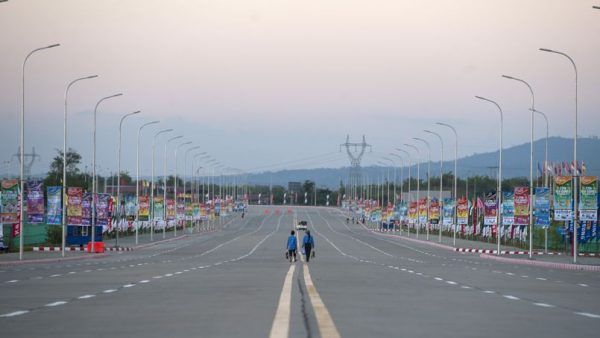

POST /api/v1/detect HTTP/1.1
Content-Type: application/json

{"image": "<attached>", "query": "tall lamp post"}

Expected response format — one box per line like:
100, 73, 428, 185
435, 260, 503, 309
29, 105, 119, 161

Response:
382, 157, 397, 206
62, 74, 98, 257
164, 135, 183, 238
395, 148, 412, 236
19, 43, 60, 260
136, 120, 159, 245
531, 108, 549, 253
116, 110, 141, 247
151, 129, 173, 241
436, 122, 458, 246
91, 93, 123, 253
388, 153, 404, 205
502, 75, 535, 259
413, 138, 431, 241
475, 96, 503, 256
404, 144, 421, 238
424, 130, 444, 243
173, 141, 192, 236
539, 47, 579, 263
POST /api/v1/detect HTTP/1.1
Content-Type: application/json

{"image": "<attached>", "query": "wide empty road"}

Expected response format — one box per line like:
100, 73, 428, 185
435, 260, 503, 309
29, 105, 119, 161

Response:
1, 206, 599, 337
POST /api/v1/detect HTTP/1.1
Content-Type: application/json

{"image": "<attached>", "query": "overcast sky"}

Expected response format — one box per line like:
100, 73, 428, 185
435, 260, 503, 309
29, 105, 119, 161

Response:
1, 0, 599, 178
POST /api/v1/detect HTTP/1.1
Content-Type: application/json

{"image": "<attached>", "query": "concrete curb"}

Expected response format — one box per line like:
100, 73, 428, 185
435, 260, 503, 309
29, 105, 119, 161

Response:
0, 253, 108, 266
479, 253, 600, 272
454, 248, 563, 255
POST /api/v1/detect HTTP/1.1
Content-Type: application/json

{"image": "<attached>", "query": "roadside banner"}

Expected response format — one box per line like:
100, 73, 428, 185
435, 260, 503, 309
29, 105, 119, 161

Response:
0, 179, 19, 224
580, 176, 598, 221
97, 193, 111, 226
398, 201, 408, 221
457, 197, 468, 225
125, 195, 136, 221
153, 197, 164, 220
46, 186, 62, 225
408, 201, 417, 224
501, 192, 514, 226
166, 199, 175, 220
26, 180, 45, 223
176, 194, 185, 220
429, 198, 440, 224
67, 187, 83, 225
554, 176, 573, 221
534, 187, 551, 228
138, 196, 150, 221
484, 192, 497, 226
514, 187, 529, 226
81, 192, 92, 226
418, 198, 428, 223
442, 198, 454, 226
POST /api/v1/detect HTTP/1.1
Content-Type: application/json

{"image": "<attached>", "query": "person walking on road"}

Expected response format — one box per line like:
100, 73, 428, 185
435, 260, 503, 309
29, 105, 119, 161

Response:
302, 230, 315, 262
286, 230, 297, 262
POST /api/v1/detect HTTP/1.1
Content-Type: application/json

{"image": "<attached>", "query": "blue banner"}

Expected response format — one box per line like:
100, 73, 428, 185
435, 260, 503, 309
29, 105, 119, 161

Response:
534, 187, 550, 228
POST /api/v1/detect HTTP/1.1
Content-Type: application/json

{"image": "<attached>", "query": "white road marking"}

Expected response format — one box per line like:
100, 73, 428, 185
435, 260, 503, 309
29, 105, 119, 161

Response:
45, 301, 67, 307
49, 274, 61, 278
536, 277, 547, 281
123, 284, 135, 288
68, 272, 76, 275
6, 279, 18, 283
578, 283, 589, 287
533, 303, 554, 308
153, 276, 163, 279
103, 289, 117, 293
574, 312, 600, 319
446, 281, 457, 285
483, 290, 495, 294
434, 277, 443, 281
303, 264, 341, 338
269, 264, 296, 338
521, 275, 528, 278
139, 280, 150, 283
461, 286, 472, 289
164, 274, 173, 277
503, 295, 520, 300
0, 310, 29, 317
78, 295, 95, 299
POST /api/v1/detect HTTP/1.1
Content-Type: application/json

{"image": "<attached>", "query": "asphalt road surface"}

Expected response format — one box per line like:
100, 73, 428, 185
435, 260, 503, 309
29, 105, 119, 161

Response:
1, 206, 599, 337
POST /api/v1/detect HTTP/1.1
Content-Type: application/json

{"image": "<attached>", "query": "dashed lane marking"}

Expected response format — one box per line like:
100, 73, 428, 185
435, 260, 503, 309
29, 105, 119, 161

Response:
78, 295, 95, 299
534, 303, 555, 308
0, 311, 29, 318
574, 312, 600, 319
45, 301, 67, 307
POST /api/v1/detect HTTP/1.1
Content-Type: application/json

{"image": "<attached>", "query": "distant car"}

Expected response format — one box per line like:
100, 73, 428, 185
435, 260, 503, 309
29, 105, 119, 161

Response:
296, 220, 308, 231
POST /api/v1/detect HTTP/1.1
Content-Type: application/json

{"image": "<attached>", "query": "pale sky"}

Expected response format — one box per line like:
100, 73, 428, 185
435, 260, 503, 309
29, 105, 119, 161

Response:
1, 0, 599, 178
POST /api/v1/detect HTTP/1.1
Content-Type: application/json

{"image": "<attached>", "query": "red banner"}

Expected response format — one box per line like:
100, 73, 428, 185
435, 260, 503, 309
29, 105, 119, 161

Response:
514, 187, 530, 226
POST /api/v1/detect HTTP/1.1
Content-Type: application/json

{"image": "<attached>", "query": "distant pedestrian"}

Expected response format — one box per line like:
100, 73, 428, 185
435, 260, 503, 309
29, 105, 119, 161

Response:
286, 230, 297, 262
302, 230, 315, 262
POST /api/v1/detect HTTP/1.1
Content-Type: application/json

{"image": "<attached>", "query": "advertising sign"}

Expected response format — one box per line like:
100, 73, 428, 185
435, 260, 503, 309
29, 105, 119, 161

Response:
501, 192, 514, 226
26, 180, 44, 223
534, 187, 550, 228
418, 198, 428, 223
580, 176, 598, 221
514, 187, 529, 226
442, 198, 454, 226
153, 197, 164, 220
554, 176, 573, 221
484, 192, 497, 226
46, 186, 62, 225
457, 197, 468, 225
1, 179, 19, 224
67, 187, 83, 225
138, 196, 150, 221
429, 198, 440, 224
166, 199, 175, 221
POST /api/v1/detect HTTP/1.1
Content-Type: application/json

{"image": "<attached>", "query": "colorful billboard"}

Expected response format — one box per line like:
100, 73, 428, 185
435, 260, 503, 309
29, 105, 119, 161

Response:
0, 179, 19, 224
554, 176, 573, 221
534, 187, 550, 228
514, 187, 529, 226
46, 186, 62, 225
457, 197, 468, 225
67, 187, 83, 225
580, 176, 598, 221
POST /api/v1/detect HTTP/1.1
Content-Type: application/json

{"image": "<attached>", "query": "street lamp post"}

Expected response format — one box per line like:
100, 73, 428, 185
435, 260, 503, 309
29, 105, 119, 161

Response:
19, 43, 60, 260
413, 138, 431, 241
532, 108, 549, 254
174, 141, 192, 237
389, 153, 405, 204
424, 130, 444, 243
164, 136, 183, 238
396, 148, 411, 236
475, 96, 503, 256
436, 122, 458, 246
91, 93, 123, 253
382, 157, 397, 206
502, 75, 535, 259
151, 129, 173, 241
116, 111, 141, 247
62, 74, 98, 257
404, 144, 421, 238
136, 120, 159, 245
539, 48, 579, 264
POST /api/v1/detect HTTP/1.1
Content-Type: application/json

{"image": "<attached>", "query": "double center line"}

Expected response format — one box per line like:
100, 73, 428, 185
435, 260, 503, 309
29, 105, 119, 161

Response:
269, 262, 340, 338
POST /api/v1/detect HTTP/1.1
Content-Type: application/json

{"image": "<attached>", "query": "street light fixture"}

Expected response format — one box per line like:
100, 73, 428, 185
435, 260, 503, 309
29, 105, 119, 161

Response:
19, 43, 60, 260
424, 129, 444, 243
151, 129, 173, 241
164, 135, 183, 238
91, 93, 123, 253
404, 144, 421, 238
502, 74, 535, 259
413, 137, 431, 241
174, 141, 192, 236
116, 110, 141, 247
62, 74, 98, 257
475, 96, 503, 256
395, 148, 412, 236
539, 47, 579, 263
388, 152, 405, 206
136, 120, 159, 245
382, 157, 396, 207
436, 122, 458, 246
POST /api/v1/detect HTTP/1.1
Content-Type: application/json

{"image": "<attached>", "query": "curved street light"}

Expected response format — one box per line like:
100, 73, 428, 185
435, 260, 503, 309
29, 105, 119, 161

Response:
539, 47, 579, 263
62, 74, 98, 257
502, 75, 535, 259
173, 141, 193, 236
436, 122, 458, 246
475, 95, 503, 256
404, 144, 421, 238
19, 43, 60, 260
151, 128, 173, 241
135, 120, 159, 245
413, 137, 431, 241
164, 135, 183, 238
424, 129, 444, 244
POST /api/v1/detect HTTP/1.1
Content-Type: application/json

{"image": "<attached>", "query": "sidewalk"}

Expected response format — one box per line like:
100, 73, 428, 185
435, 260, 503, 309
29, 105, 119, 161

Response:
371, 229, 600, 271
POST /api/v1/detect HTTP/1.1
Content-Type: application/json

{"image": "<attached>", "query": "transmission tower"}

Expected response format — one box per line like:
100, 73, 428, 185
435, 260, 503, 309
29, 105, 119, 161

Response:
340, 135, 371, 202
13, 147, 40, 179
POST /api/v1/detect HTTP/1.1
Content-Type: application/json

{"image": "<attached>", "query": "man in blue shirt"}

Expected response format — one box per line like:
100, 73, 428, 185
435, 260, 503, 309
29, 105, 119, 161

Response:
286, 230, 297, 262
302, 230, 315, 262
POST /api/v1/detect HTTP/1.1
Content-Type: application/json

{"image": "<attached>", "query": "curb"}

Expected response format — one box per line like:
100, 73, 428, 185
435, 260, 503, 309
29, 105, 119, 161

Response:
0, 253, 108, 266
479, 253, 600, 272
454, 248, 563, 255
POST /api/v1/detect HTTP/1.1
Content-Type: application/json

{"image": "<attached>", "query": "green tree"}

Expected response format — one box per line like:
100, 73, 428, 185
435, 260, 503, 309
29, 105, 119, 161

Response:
44, 148, 90, 189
